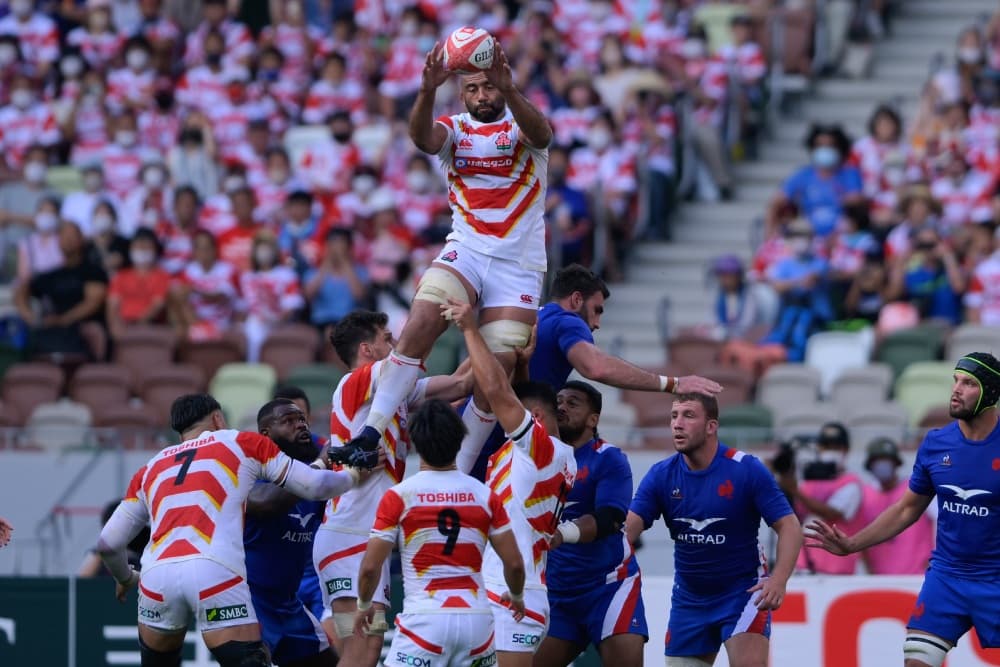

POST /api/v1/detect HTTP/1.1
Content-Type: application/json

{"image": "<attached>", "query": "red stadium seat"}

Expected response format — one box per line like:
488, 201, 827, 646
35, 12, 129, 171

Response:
113, 325, 178, 392
1, 362, 65, 426
260, 324, 321, 381
69, 363, 133, 421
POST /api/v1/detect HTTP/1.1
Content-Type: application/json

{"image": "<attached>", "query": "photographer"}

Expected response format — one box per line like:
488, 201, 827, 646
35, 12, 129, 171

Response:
775, 422, 865, 574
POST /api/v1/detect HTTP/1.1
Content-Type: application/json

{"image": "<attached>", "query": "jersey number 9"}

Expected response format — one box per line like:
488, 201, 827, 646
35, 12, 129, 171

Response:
437, 508, 460, 556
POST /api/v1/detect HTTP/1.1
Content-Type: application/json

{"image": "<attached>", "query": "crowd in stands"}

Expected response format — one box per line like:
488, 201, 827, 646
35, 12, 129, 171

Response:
0, 0, 785, 365
705, 16, 1000, 376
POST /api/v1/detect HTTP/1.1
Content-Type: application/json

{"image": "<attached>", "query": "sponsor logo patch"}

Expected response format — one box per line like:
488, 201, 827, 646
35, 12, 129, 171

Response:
325, 578, 353, 595
440, 250, 458, 263
205, 604, 249, 622
138, 606, 161, 621
495, 132, 512, 151
395, 653, 433, 666
471, 653, 497, 667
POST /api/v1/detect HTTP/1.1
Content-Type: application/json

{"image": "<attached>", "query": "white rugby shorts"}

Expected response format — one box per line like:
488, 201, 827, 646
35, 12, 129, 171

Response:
487, 586, 549, 653
137, 559, 257, 632
386, 611, 496, 667
313, 530, 390, 615
432, 240, 543, 311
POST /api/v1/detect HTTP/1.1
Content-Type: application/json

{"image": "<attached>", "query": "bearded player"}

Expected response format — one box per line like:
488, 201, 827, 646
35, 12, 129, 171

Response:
342, 36, 553, 477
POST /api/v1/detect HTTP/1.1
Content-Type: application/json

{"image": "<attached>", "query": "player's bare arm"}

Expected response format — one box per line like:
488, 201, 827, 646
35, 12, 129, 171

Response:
549, 507, 625, 550
488, 527, 527, 621
409, 42, 451, 154
748, 514, 802, 611
446, 299, 528, 434
353, 537, 394, 637
805, 488, 934, 555
566, 341, 723, 395
96, 503, 148, 601
624, 510, 645, 546
422, 358, 475, 403
0, 517, 12, 548
483, 44, 551, 148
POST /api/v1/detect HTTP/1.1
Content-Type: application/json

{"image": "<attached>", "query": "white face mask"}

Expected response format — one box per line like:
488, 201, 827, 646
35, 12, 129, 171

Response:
130, 248, 155, 266
870, 459, 896, 483
143, 168, 166, 189
789, 237, 811, 255
588, 128, 612, 152
0, 45, 17, 66
812, 146, 840, 169
115, 130, 137, 147
60, 57, 83, 78
126, 49, 148, 70
405, 170, 430, 193
141, 208, 159, 227
681, 39, 706, 60
10, 0, 32, 18
23, 161, 46, 184
224, 176, 246, 193
91, 213, 113, 232
957, 46, 982, 65
11, 89, 33, 110
352, 175, 377, 196
818, 450, 846, 468
35, 211, 58, 232
255, 246, 277, 266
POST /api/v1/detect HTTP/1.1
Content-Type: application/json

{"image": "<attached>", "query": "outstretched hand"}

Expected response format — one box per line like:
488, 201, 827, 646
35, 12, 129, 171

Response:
484, 42, 515, 93
515, 324, 537, 366
421, 42, 452, 91
803, 519, 854, 556
441, 298, 476, 331
677, 375, 723, 396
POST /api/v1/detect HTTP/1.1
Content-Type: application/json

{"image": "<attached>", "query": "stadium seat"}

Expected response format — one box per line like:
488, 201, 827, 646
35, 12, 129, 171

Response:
718, 403, 772, 448
774, 403, 839, 441
93, 405, 161, 450
68, 363, 133, 420
945, 324, 1000, 363
894, 361, 955, 426
259, 324, 321, 381
621, 390, 672, 427
804, 328, 875, 397
694, 3, 745, 52
210, 363, 277, 426
843, 402, 909, 446
829, 364, 893, 414
45, 165, 84, 195
25, 400, 92, 450
756, 363, 821, 417
138, 363, 207, 426
666, 335, 722, 375
285, 363, 346, 425
698, 364, 755, 408
1, 362, 65, 426
113, 325, 177, 391
876, 325, 947, 380
917, 404, 952, 433
178, 334, 246, 383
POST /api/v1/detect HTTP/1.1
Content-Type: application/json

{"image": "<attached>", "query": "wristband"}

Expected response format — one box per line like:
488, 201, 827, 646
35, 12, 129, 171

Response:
556, 521, 581, 544
310, 457, 328, 470
508, 591, 524, 604
118, 568, 139, 587
658, 375, 679, 393
357, 599, 372, 611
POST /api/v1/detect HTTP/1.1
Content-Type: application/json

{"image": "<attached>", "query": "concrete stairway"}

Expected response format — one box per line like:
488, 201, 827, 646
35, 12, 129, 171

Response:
587, 0, 996, 448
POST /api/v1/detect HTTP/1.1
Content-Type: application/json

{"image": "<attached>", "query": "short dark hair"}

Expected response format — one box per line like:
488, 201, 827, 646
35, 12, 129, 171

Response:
257, 398, 296, 430
273, 385, 310, 413
514, 382, 558, 421
170, 393, 222, 435
550, 264, 610, 301
672, 392, 719, 421
287, 190, 312, 206
408, 399, 466, 467
562, 380, 602, 414
330, 310, 389, 366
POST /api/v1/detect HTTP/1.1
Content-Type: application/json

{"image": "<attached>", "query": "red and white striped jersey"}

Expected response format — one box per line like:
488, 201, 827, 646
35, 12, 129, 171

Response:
100, 144, 146, 201
207, 103, 251, 156
159, 224, 196, 275
321, 359, 429, 536
398, 190, 447, 234
120, 429, 295, 576
566, 146, 637, 198
176, 66, 229, 112
133, 16, 180, 46
0, 103, 59, 168
296, 138, 361, 194
66, 27, 123, 69
183, 19, 254, 68
106, 67, 156, 114
138, 109, 181, 155
964, 253, 1000, 326
302, 78, 366, 125
372, 470, 512, 613
930, 171, 995, 229
177, 259, 239, 329
551, 105, 599, 148
716, 42, 766, 85
435, 111, 549, 271
198, 193, 237, 237
259, 23, 322, 82
238, 265, 304, 321
377, 36, 423, 99
483, 412, 575, 590
0, 13, 58, 66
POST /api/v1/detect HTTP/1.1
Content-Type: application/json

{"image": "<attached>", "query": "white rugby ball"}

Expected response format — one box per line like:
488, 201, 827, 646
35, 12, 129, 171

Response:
443, 27, 495, 74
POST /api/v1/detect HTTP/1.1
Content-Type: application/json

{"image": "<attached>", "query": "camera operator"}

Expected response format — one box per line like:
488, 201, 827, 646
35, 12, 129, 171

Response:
860, 437, 936, 574
775, 422, 865, 574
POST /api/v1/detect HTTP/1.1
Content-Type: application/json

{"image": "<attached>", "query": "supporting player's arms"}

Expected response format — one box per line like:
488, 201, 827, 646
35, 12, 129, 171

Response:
354, 537, 394, 636
551, 506, 626, 549
409, 42, 451, 154
96, 503, 148, 585
567, 341, 722, 395
805, 488, 933, 555
748, 514, 802, 611
448, 300, 529, 435
422, 359, 475, 404
280, 459, 360, 500
488, 527, 526, 621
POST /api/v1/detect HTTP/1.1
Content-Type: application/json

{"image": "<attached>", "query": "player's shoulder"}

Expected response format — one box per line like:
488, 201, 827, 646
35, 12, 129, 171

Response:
717, 444, 769, 475
917, 421, 960, 453
590, 439, 629, 464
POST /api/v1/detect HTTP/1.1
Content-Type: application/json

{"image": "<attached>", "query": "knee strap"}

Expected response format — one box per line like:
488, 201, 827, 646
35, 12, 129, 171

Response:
903, 633, 951, 667
415, 266, 471, 307
332, 612, 356, 639
366, 609, 388, 637
138, 634, 182, 667
209, 640, 270, 667
480, 319, 532, 353
665, 658, 713, 667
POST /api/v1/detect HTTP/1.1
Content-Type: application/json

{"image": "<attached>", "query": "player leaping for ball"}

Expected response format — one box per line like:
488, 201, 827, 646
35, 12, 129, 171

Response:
341, 36, 553, 469
447, 298, 576, 667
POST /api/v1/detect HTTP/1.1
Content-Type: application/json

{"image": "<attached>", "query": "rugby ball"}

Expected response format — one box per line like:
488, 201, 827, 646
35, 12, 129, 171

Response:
443, 27, 495, 74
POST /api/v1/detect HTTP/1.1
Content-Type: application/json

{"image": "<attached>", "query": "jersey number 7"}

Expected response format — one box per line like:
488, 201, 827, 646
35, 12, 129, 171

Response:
437, 508, 460, 556
174, 450, 197, 486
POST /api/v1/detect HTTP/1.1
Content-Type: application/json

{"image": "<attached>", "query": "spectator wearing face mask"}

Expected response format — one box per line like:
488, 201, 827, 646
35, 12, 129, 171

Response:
258, 0, 321, 86
238, 232, 304, 362
376, 7, 425, 119
49, 48, 87, 123
133, 0, 181, 57
0, 145, 56, 239
160, 186, 201, 275
848, 105, 912, 224
168, 116, 220, 201
66, 2, 122, 70
302, 53, 366, 125
217, 187, 264, 273
106, 228, 171, 338
397, 153, 445, 235
963, 224, 1000, 325
138, 88, 182, 155
0, 72, 59, 173
277, 190, 327, 277
334, 165, 385, 228
16, 196, 63, 284
120, 159, 171, 237
296, 111, 361, 198
858, 437, 936, 575
767, 124, 863, 239
67, 68, 111, 167
101, 110, 155, 201
87, 199, 129, 275
930, 149, 994, 231
253, 147, 301, 225
106, 36, 155, 114
183, 0, 253, 68
62, 165, 108, 232
0, 0, 58, 76
170, 229, 239, 342
303, 228, 368, 332
176, 29, 232, 112
886, 226, 965, 325
198, 165, 249, 236
208, 69, 254, 164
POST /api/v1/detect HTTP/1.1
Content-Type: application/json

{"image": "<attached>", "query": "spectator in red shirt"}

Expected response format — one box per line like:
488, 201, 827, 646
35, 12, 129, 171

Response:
239, 231, 304, 362
217, 187, 263, 273
106, 228, 171, 338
